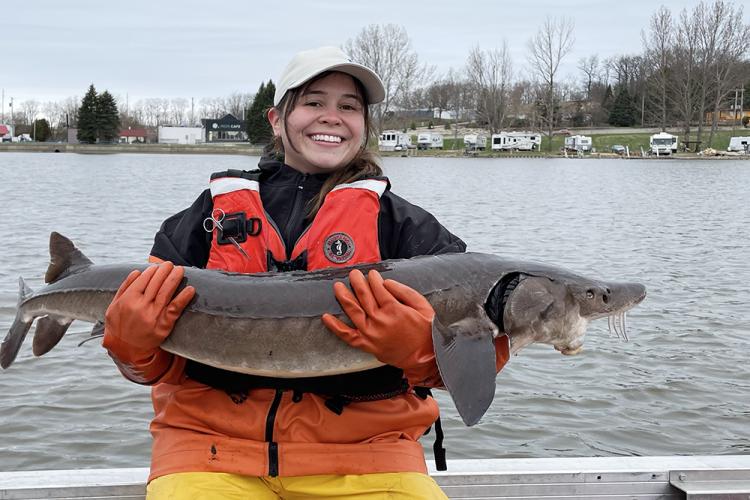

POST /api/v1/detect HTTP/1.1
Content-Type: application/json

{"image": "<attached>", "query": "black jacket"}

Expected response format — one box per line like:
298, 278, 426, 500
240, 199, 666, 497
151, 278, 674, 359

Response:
151, 158, 466, 266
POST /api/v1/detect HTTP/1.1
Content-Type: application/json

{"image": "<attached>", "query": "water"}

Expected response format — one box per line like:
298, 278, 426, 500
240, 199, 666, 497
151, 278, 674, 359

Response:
1, 152, 748, 471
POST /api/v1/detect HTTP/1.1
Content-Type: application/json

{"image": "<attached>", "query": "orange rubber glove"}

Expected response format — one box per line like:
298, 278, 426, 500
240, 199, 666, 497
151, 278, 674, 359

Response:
321, 269, 439, 386
102, 262, 195, 384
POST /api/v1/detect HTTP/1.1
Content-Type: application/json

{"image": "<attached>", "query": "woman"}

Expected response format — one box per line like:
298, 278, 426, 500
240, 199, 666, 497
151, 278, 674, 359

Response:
103, 46, 511, 499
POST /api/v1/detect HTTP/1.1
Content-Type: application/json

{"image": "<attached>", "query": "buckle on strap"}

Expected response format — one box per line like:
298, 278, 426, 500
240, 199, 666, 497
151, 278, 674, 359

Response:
216, 212, 262, 245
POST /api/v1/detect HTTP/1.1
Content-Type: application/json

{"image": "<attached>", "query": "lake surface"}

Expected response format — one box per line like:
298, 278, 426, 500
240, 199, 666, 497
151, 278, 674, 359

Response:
0, 152, 748, 471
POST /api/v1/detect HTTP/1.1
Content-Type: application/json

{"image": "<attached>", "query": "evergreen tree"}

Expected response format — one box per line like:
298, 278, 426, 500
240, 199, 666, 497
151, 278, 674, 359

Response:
608, 86, 637, 127
97, 91, 120, 143
77, 84, 98, 144
246, 79, 276, 144
32, 118, 51, 142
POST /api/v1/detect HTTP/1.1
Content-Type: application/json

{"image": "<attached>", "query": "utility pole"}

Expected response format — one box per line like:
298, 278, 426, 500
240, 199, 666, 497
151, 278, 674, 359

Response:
732, 89, 744, 135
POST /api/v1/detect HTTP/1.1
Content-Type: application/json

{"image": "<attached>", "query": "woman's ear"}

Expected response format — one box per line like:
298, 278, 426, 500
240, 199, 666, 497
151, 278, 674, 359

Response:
267, 107, 282, 137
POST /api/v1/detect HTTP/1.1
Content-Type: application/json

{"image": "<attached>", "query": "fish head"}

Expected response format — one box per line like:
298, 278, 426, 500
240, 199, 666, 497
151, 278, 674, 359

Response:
502, 276, 646, 355
503, 276, 589, 355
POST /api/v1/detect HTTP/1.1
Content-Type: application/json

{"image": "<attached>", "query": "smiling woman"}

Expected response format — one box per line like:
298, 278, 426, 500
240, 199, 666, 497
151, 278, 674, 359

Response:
96, 45, 496, 500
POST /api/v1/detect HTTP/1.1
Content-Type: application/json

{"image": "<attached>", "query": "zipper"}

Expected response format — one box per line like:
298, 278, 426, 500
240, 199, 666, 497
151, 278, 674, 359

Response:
265, 389, 284, 477
283, 173, 308, 260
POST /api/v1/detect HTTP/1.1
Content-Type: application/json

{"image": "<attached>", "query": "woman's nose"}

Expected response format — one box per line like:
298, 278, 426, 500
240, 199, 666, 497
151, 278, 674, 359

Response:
318, 106, 342, 124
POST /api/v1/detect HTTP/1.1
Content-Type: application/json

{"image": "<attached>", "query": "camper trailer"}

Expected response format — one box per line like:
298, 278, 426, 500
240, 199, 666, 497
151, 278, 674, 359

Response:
491, 131, 540, 151
463, 134, 487, 151
727, 136, 750, 153
649, 132, 678, 156
564, 135, 593, 152
417, 133, 443, 150
379, 130, 412, 152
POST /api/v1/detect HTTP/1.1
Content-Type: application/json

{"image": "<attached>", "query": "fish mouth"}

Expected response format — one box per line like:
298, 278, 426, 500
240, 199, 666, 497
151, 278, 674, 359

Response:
555, 345, 584, 356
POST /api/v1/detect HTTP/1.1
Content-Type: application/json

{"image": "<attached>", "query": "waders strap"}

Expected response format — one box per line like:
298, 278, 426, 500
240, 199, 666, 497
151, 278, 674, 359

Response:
413, 387, 448, 471
433, 416, 447, 471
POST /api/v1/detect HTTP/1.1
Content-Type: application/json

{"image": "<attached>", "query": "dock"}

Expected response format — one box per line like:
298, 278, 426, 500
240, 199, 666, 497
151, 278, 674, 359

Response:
1, 455, 749, 499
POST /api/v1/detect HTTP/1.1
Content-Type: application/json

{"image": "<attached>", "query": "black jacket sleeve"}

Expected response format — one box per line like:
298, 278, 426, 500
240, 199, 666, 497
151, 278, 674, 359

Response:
150, 190, 214, 267
378, 191, 467, 260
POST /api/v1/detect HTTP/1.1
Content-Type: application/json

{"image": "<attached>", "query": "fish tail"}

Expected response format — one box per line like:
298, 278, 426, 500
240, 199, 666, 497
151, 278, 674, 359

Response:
45, 232, 93, 283
0, 278, 34, 369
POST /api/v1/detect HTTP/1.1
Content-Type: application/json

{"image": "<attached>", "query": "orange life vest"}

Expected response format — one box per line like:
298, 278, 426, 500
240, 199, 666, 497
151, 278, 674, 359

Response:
205, 170, 387, 273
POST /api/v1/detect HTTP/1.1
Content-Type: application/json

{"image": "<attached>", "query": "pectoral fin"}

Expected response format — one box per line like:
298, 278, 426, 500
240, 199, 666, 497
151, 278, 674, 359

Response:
32, 315, 73, 356
432, 315, 497, 426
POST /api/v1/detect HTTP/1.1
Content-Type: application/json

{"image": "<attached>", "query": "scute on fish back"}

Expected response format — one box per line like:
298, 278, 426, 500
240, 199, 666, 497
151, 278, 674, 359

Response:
1, 232, 646, 426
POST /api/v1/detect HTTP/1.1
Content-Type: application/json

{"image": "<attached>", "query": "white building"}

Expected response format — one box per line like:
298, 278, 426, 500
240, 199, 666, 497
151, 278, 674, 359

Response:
158, 126, 205, 145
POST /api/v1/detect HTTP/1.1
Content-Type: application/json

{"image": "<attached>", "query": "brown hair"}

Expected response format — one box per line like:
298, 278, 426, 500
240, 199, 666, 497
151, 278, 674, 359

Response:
270, 71, 383, 218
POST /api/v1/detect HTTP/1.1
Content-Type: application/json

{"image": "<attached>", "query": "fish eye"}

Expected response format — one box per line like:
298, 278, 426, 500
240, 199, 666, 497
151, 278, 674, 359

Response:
586, 289, 595, 299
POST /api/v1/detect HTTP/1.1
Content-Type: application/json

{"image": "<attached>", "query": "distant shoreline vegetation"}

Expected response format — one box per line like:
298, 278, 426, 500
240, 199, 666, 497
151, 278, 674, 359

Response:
1, 129, 747, 159
2, 1, 748, 151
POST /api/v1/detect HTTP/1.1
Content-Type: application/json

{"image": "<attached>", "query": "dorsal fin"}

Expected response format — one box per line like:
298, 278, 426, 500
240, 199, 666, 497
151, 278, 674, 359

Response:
45, 232, 94, 283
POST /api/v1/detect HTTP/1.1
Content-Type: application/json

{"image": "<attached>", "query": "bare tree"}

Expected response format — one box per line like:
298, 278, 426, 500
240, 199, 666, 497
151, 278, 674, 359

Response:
642, 6, 674, 130
578, 55, 599, 101
465, 42, 514, 134
170, 98, 189, 126
424, 78, 453, 120
19, 100, 41, 126
669, 7, 702, 144
344, 24, 428, 131
443, 68, 472, 147
703, 0, 750, 146
527, 17, 575, 150
223, 92, 253, 121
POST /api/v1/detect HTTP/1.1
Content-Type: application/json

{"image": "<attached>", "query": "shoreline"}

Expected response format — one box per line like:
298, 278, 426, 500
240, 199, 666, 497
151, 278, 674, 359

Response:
0, 142, 747, 160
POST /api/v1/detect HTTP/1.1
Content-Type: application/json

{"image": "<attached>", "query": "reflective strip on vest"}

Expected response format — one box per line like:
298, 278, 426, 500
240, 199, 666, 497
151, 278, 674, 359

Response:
209, 176, 260, 197
330, 179, 387, 196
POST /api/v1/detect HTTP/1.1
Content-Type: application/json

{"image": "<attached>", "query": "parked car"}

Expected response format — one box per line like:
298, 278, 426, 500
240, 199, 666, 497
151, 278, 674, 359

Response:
611, 144, 626, 154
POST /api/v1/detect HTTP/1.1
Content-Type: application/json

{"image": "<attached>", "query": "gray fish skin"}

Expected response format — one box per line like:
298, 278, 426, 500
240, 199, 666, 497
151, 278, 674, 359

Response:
0, 232, 646, 426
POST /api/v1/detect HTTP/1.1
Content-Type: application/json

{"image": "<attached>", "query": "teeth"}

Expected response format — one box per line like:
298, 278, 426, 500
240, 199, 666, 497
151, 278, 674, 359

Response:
311, 134, 342, 143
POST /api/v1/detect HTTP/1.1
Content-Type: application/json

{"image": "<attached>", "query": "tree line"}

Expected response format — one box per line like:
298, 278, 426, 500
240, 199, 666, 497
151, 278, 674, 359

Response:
7, 0, 749, 149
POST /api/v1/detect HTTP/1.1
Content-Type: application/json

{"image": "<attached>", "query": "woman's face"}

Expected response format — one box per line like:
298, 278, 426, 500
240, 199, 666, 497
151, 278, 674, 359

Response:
268, 72, 366, 174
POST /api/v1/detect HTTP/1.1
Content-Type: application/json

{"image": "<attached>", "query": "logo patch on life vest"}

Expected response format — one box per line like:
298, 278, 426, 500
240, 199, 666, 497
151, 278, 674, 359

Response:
324, 232, 355, 263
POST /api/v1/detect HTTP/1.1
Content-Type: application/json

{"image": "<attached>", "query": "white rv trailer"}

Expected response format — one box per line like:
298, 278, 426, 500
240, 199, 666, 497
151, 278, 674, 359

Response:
564, 134, 593, 152
649, 132, 678, 156
491, 131, 541, 151
378, 130, 412, 152
417, 132, 444, 150
463, 133, 487, 151
727, 136, 750, 153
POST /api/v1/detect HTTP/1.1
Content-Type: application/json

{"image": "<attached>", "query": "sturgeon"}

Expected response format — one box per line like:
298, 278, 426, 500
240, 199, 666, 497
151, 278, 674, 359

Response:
1, 232, 646, 426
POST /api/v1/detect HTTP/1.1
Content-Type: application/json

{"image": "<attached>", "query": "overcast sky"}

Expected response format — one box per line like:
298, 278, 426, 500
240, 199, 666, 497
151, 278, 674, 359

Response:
2, 0, 745, 111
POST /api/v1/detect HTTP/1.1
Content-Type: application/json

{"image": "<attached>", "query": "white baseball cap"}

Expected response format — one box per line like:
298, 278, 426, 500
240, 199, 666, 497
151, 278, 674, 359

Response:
273, 46, 385, 106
